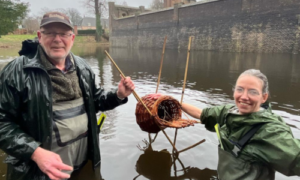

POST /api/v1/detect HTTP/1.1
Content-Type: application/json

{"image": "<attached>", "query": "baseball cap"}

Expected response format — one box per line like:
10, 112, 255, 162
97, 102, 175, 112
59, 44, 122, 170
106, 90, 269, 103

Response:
40, 12, 73, 29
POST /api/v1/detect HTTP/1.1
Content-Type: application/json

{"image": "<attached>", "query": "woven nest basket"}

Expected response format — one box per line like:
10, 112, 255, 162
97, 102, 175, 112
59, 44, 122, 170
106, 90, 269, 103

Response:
135, 94, 198, 133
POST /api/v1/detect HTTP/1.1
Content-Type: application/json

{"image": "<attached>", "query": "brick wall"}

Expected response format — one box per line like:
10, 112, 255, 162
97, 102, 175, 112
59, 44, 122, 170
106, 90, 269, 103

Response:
109, 0, 300, 53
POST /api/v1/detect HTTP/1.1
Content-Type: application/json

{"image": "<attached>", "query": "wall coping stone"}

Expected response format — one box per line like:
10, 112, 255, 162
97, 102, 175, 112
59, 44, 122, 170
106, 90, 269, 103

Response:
114, 0, 220, 20
179, 0, 220, 9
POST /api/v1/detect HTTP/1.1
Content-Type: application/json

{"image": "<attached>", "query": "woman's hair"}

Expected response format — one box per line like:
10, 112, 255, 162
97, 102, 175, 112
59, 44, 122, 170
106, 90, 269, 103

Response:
238, 69, 269, 94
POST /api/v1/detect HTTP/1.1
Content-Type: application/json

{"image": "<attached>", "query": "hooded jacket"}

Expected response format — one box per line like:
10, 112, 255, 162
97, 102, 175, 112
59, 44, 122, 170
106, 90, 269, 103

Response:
0, 39, 127, 180
200, 104, 300, 180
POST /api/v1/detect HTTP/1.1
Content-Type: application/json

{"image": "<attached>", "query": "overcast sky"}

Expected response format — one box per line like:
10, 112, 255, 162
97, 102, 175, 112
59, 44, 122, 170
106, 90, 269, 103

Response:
21, 0, 152, 17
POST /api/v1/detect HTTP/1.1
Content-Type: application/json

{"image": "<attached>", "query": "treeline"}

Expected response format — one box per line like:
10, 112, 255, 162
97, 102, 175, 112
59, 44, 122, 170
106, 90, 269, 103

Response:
22, 7, 84, 34
0, 0, 163, 40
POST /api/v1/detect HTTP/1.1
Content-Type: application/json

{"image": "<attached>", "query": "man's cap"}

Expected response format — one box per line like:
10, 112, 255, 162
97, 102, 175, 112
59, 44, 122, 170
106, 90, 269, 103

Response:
40, 12, 73, 29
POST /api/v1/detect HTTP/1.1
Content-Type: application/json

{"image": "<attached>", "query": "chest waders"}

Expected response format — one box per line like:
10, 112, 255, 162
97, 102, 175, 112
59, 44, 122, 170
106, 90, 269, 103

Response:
217, 123, 275, 180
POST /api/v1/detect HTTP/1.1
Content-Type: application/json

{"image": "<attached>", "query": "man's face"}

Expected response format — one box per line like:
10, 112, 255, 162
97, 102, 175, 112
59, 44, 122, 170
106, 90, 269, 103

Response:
37, 23, 75, 63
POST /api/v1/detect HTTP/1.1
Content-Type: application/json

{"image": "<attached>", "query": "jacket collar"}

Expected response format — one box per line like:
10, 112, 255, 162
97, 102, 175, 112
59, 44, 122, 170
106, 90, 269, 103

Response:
23, 47, 46, 69
225, 102, 284, 130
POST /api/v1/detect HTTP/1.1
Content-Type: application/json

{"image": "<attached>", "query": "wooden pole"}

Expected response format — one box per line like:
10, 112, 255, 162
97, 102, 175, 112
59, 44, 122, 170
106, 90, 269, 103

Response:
286, 122, 300, 130
178, 139, 205, 153
174, 36, 193, 154
156, 36, 167, 93
104, 50, 179, 152
104, 50, 152, 115
180, 36, 193, 104
176, 37, 205, 155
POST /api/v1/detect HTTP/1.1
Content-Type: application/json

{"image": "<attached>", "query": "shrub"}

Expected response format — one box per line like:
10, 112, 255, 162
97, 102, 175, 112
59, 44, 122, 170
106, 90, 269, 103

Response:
77, 29, 96, 35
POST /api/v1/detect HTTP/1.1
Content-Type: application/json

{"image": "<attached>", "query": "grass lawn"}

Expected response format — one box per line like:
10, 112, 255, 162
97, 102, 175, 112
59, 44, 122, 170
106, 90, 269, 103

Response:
0, 34, 109, 48
0, 34, 36, 47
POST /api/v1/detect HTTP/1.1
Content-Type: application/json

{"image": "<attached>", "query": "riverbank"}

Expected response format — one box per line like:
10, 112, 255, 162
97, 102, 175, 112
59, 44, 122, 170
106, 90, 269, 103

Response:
0, 35, 109, 49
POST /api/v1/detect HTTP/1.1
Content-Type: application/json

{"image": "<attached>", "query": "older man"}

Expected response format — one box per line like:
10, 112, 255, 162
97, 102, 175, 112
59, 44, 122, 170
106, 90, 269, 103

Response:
0, 12, 134, 180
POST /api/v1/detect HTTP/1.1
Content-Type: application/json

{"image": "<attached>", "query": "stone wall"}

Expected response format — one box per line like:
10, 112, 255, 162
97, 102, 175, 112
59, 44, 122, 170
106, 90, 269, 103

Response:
164, 0, 197, 8
109, 0, 300, 53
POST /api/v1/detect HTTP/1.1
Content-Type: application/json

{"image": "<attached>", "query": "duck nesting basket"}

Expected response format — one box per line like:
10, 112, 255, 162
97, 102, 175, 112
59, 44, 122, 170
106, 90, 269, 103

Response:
135, 94, 198, 133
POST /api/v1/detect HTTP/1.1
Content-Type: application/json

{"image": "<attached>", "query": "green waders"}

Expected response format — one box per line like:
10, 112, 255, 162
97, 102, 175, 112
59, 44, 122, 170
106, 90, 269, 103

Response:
217, 124, 275, 180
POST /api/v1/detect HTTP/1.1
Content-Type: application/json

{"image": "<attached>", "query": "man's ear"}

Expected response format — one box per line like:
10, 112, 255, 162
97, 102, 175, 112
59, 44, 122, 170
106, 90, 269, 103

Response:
71, 34, 75, 41
37, 30, 42, 41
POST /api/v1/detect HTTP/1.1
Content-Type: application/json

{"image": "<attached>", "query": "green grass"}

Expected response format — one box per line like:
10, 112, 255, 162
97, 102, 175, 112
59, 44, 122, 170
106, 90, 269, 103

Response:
74, 35, 95, 43
0, 35, 108, 47
0, 34, 36, 44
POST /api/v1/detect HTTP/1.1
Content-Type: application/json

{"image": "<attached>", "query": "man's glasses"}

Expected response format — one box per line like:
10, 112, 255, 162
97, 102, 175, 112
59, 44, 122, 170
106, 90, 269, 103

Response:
233, 87, 260, 97
41, 31, 73, 39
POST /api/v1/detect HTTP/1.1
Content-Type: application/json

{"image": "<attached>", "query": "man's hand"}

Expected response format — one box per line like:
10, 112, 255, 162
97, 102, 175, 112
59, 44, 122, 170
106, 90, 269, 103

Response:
31, 147, 73, 180
117, 76, 135, 99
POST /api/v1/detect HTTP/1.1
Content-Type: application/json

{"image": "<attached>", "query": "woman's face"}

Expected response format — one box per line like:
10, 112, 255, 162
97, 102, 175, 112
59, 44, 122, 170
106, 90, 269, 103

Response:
233, 75, 268, 115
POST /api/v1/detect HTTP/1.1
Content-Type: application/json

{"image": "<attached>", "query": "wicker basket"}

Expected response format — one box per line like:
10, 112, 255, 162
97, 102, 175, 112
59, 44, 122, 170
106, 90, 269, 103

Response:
135, 94, 198, 133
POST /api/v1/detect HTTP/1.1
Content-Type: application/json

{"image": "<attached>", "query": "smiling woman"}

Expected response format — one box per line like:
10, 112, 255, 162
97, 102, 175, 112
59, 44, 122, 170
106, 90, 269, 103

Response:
233, 70, 269, 115
181, 69, 300, 180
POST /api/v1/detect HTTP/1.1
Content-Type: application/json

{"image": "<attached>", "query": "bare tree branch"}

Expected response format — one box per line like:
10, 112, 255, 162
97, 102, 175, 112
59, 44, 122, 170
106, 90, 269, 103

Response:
81, 0, 108, 16
65, 8, 83, 26
150, 0, 164, 10
23, 16, 39, 34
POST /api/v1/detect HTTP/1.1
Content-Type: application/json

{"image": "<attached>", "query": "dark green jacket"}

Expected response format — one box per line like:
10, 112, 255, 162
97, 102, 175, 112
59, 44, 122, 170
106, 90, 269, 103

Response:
0, 40, 127, 180
201, 104, 300, 180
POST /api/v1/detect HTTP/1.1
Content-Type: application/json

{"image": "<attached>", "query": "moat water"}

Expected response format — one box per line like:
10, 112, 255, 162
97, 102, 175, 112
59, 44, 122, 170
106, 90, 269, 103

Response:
0, 44, 299, 180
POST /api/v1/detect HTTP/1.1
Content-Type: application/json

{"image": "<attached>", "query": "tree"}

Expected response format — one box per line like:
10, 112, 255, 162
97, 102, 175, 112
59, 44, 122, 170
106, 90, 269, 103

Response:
37, 7, 82, 27
122, 1, 128, 6
23, 16, 39, 34
38, 7, 52, 17
65, 8, 82, 26
0, 0, 29, 37
150, 0, 164, 10
81, 0, 108, 42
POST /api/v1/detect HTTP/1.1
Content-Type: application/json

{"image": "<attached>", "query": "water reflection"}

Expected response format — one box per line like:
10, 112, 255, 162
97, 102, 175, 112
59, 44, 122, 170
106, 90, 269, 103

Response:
108, 48, 300, 116
105, 47, 300, 180
0, 59, 15, 72
134, 136, 217, 180
69, 160, 104, 180
0, 45, 300, 180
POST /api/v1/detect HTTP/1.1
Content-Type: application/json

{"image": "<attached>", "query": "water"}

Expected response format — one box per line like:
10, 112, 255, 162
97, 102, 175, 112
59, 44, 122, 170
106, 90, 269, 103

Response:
0, 44, 300, 180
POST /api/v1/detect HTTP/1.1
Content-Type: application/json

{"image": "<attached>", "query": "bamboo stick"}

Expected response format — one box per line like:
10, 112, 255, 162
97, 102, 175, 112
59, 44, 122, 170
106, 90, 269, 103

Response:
173, 158, 177, 177
104, 50, 152, 115
174, 36, 193, 154
178, 139, 205, 154
152, 133, 158, 142
156, 36, 167, 93
180, 36, 193, 104
104, 50, 179, 152
171, 153, 190, 178
286, 122, 300, 130
176, 157, 190, 180
173, 126, 178, 146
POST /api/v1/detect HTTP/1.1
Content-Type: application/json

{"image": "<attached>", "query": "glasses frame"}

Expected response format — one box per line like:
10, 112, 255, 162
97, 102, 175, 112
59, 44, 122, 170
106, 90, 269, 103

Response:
41, 31, 73, 39
233, 86, 261, 97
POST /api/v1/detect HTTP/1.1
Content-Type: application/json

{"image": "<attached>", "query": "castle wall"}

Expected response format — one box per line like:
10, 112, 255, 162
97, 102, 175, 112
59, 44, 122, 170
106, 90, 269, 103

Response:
109, 0, 300, 53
